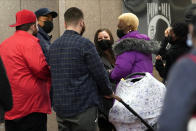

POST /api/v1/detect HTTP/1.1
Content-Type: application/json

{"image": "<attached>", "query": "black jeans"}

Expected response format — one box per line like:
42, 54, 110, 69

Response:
5, 112, 47, 131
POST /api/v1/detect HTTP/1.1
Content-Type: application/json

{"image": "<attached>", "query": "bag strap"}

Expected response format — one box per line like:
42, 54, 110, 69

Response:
113, 95, 154, 131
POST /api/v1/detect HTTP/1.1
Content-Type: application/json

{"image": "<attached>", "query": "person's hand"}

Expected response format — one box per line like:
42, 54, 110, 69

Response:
156, 55, 162, 60
104, 92, 114, 99
164, 27, 172, 37
108, 69, 112, 74
104, 94, 123, 102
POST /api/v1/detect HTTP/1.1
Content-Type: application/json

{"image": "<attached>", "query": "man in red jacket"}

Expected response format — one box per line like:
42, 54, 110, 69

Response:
0, 9, 51, 131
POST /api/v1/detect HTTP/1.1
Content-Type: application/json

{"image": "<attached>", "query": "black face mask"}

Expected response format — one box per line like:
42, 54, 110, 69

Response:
116, 29, 126, 39
97, 40, 112, 51
167, 36, 175, 45
42, 21, 54, 33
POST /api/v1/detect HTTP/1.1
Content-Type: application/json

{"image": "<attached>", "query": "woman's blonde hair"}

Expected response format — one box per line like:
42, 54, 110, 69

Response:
118, 13, 139, 31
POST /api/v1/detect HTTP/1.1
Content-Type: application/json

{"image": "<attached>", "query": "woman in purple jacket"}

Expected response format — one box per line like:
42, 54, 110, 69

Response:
110, 13, 160, 82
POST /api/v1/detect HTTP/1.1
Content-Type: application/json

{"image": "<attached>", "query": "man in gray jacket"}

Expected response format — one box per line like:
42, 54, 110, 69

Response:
158, 7, 196, 131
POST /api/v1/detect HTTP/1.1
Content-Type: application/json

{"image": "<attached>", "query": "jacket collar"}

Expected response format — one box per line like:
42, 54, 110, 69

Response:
119, 31, 150, 41
113, 38, 161, 56
15, 30, 39, 42
63, 30, 80, 35
38, 25, 51, 41
119, 31, 139, 40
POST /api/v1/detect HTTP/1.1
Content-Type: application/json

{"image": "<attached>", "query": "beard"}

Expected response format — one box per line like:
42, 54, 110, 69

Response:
32, 25, 38, 37
33, 32, 38, 37
80, 25, 85, 36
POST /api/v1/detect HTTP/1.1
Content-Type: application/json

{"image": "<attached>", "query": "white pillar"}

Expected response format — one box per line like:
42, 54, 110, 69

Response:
192, 0, 196, 3
59, 0, 66, 36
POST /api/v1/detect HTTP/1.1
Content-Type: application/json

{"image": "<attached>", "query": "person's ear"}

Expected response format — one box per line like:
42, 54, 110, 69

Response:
79, 19, 84, 27
129, 25, 133, 31
34, 24, 38, 30
64, 22, 68, 29
123, 25, 130, 34
82, 21, 85, 28
29, 24, 35, 31
29, 24, 37, 36
79, 20, 83, 27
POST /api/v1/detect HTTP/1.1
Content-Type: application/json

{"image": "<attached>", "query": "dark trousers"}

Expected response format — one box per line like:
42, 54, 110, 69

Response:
56, 107, 98, 131
98, 98, 116, 131
5, 112, 47, 131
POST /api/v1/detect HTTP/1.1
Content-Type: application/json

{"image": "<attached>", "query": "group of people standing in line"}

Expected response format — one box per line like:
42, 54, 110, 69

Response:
0, 3, 196, 131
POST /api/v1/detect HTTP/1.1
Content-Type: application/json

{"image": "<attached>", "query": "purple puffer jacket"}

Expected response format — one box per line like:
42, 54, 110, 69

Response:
110, 31, 160, 82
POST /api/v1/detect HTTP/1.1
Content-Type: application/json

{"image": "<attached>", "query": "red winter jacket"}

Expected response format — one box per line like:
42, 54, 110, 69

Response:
0, 31, 51, 120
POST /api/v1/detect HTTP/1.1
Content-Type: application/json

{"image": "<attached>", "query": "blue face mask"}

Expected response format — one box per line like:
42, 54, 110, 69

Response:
186, 34, 193, 47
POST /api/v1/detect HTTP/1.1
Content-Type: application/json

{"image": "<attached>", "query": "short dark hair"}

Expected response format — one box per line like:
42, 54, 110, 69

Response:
16, 23, 35, 31
64, 7, 84, 25
172, 22, 188, 38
